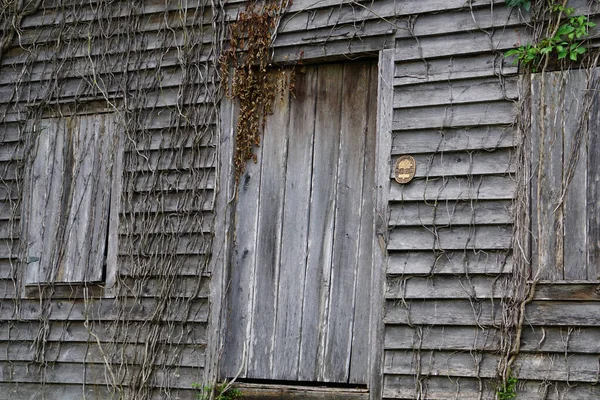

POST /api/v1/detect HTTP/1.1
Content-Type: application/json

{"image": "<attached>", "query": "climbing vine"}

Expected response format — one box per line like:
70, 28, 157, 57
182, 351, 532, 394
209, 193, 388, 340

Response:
219, 0, 293, 181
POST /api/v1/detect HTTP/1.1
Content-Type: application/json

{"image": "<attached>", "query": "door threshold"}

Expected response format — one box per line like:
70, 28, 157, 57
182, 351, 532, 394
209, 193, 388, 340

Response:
233, 383, 369, 400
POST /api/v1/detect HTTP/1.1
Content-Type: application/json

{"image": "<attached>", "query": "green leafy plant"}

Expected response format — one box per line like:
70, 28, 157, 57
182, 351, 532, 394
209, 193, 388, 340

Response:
505, 4, 596, 69
496, 376, 518, 400
506, 0, 531, 11
192, 382, 242, 400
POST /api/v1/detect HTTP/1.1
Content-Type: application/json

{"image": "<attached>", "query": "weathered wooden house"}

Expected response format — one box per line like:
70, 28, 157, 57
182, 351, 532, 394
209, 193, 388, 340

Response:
1, 0, 599, 399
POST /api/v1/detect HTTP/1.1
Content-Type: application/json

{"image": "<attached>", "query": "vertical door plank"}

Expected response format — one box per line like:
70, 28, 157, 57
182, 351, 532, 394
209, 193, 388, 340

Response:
563, 70, 588, 280
322, 63, 369, 382
349, 63, 377, 384
272, 68, 318, 380
589, 69, 600, 280
221, 106, 263, 378
531, 73, 564, 281
247, 72, 292, 378
298, 64, 343, 382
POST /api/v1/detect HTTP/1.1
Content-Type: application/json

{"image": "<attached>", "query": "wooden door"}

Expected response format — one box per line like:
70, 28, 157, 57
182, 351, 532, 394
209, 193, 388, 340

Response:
221, 62, 377, 385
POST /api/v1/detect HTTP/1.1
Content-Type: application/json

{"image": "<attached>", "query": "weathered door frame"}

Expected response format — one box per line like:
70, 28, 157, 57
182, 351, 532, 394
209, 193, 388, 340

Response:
206, 48, 393, 400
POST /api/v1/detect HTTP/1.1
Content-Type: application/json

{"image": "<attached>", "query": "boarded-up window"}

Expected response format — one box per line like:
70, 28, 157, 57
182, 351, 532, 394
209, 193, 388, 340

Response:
23, 114, 118, 285
530, 70, 600, 281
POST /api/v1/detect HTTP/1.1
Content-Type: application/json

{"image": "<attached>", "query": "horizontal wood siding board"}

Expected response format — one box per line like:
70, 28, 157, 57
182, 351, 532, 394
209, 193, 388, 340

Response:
384, 325, 501, 351
0, 341, 205, 367
0, 298, 208, 322
389, 175, 516, 201
525, 301, 600, 326
383, 375, 497, 400
387, 250, 513, 275
394, 29, 526, 62
385, 275, 509, 299
389, 200, 513, 226
393, 101, 517, 130
395, 59, 517, 87
389, 149, 514, 179
383, 377, 600, 400
0, 361, 204, 388
393, 77, 518, 109
384, 299, 502, 325
388, 225, 512, 250
383, 350, 499, 377
391, 125, 515, 154
532, 283, 600, 301
520, 326, 600, 354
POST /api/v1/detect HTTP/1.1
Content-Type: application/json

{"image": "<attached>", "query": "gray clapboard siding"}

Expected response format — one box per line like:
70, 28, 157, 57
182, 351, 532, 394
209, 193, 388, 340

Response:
394, 77, 518, 109
389, 149, 514, 178
384, 299, 502, 325
385, 325, 501, 351
395, 54, 517, 86
383, 375, 497, 400
118, 233, 211, 256
1, 32, 212, 67
396, 5, 522, 39
395, 29, 525, 62
525, 301, 600, 326
129, 171, 216, 193
119, 213, 214, 235
2, 383, 113, 400
0, 342, 205, 367
123, 191, 214, 213
384, 378, 600, 400
124, 148, 215, 172
387, 250, 512, 275
515, 354, 600, 382
388, 225, 513, 250
0, 298, 209, 322
0, 320, 207, 343
393, 101, 517, 130
389, 200, 513, 226
1, 361, 203, 388
383, 350, 499, 378
392, 126, 515, 154
119, 255, 209, 276
520, 326, 600, 353
389, 175, 516, 202
385, 275, 510, 299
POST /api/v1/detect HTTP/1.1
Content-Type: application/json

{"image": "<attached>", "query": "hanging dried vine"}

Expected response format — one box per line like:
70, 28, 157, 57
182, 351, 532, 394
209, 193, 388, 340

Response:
219, 0, 292, 181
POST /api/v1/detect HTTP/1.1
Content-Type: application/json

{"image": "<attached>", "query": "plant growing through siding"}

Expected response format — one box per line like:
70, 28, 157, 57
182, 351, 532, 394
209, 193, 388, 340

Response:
506, 0, 531, 11
193, 382, 242, 400
496, 375, 518, 400
505, 3, 596, 70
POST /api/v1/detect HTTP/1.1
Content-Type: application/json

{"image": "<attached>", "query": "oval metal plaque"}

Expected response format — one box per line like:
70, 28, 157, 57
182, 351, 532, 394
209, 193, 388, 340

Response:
395, 155, 416, 184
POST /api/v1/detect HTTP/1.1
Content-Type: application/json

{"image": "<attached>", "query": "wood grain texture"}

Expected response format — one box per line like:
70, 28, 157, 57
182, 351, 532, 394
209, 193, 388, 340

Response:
349, 62, 377, 384
322, 62, 369, 383
272, 67, 318, 380
247, 72, 291, 379
220, 108, 264, 378
297, 64, 342, 382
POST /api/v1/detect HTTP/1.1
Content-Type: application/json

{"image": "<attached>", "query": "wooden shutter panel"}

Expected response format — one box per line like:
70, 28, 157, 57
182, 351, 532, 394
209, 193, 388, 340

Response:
530, 70, 599, 281
24, 114, 116, 284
